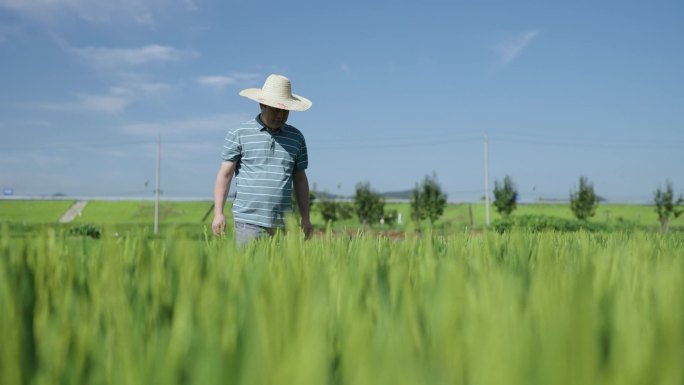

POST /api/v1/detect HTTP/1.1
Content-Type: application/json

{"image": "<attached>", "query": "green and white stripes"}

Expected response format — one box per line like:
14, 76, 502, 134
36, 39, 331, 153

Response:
222, 118, 308, 228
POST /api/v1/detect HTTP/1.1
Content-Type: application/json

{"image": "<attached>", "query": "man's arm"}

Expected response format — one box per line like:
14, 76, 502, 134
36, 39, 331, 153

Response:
212, 161, 237, 235
293, 170, 313, 238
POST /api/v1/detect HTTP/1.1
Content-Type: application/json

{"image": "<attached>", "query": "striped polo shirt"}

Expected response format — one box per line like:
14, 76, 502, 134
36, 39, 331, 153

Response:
222, 115, 308, 228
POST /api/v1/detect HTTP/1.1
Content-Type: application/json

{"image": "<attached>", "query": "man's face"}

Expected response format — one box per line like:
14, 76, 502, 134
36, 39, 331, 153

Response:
260, 104, 289, 130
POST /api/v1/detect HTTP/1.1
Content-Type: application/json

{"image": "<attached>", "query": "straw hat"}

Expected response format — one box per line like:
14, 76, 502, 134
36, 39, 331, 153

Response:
239, 74, 312, 111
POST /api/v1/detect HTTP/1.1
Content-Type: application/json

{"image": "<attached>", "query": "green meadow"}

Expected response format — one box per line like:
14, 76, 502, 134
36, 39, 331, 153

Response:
70, 201, 221, 225
1, 224, 683, 385
1, 200, 679, 231
0, 200, 75, 223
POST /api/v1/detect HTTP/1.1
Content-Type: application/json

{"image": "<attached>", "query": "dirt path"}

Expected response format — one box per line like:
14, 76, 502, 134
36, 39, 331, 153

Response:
59, 200, 88, 223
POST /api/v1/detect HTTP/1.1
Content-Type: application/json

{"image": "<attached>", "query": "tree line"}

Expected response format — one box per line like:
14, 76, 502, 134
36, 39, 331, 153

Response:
493, 175, 684, 232
303, 174, 448, 228
302, 175, 683, 232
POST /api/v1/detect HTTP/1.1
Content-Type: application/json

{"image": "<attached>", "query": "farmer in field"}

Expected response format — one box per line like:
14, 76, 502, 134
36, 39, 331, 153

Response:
212, 74, 313, 244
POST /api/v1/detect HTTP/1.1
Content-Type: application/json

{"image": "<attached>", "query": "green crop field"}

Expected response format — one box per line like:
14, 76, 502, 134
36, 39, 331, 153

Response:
71, 201, 220, 224
1, 222, 683, 385
439, 203, 681, 228
0, 200, 75, 223
313, 202, 681, 231
2, 200, 680, 232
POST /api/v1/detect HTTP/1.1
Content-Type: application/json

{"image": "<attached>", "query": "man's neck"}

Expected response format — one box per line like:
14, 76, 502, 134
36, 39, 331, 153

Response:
257, 114, 282, 132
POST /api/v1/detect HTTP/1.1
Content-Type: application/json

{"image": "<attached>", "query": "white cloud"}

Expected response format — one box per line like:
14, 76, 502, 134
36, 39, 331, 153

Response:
196, 76, 237, 90
0, 0, 149, 24
0, 0, 196, 25
493, 30, 540, 64
110, 81, 171, 95
80, 94, 134, 113
122, 114, 250, 137
38, 80, 172, 114
72, 45, 198, 69
196, 73, 261, 91
41, 94, 132, 114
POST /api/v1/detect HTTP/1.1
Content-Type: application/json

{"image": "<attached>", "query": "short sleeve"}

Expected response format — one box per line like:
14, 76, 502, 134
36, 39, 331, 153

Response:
221, 129, 242, 162
294, 137, 308, 171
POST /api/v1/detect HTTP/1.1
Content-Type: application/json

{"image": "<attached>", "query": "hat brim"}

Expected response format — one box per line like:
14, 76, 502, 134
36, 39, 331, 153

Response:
239, 88, 312, 111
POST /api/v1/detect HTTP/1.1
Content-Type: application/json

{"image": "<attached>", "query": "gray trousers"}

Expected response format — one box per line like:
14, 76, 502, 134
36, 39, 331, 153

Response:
234, 221, 276, 246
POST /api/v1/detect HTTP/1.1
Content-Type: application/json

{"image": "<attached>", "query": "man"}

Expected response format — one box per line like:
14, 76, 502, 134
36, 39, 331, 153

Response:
212, 74, 313, 244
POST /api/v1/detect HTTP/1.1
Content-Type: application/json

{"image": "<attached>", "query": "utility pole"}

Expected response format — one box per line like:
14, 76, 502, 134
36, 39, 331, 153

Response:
484, 133, 490, 226
154, 135, 161, 234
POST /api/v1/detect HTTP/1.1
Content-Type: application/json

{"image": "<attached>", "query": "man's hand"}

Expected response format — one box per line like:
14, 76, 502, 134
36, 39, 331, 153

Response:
212, 213, 226, 235
301, 218, 313, 239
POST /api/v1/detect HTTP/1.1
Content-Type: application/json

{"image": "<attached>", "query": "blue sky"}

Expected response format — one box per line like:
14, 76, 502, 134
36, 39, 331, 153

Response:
0, 0, 682, 203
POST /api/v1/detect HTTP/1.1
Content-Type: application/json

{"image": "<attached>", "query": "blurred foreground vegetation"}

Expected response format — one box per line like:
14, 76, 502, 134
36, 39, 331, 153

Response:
1, 223, 683, 385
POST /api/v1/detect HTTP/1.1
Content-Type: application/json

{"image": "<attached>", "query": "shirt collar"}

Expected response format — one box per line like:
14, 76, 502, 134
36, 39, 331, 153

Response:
256, 114, 286, 133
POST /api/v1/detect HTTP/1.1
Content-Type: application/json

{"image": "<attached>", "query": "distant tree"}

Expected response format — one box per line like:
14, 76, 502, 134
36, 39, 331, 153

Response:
654, 180, 684, 232
493, 175, 518, 218
353, 182, 385, 225
570, 176, 598, 220
337, 202, 355, 220
317, 194, 339, 223
410, 173, 448, 225
382, 209, 398, 226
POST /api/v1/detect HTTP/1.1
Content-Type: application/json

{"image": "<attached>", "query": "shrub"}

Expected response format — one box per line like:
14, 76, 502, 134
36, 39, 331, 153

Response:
654, 180, 684, 232
410, 174, 447, 225
354, 182, 385, 225
493, 175, 518, 218
318, 198, 339, 223
68, 224, 102, 239
570, 176, 598, 220
337, 202, 355, 220
491, 215, 611, 233
382, 209, 398, 226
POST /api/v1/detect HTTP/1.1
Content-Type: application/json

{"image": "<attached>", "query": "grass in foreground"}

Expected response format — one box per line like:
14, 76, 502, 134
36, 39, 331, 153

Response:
1, 224, 683, 385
